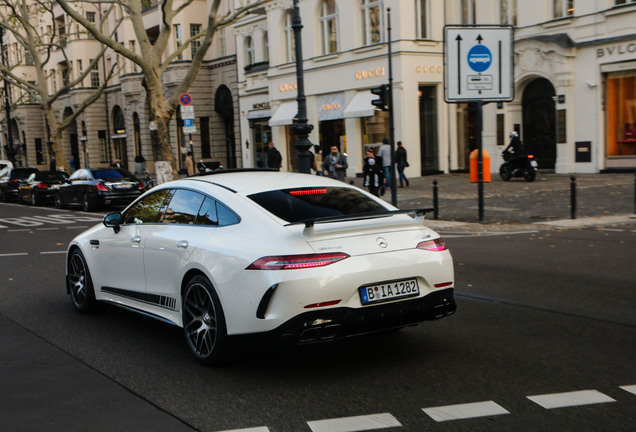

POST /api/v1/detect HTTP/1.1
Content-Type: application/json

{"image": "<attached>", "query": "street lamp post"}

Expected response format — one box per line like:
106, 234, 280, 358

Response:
0, 28, 16, 165
290, 0, 313, 174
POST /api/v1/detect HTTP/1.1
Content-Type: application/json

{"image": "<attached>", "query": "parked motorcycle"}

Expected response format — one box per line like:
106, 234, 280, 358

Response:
499, 150, 538, 182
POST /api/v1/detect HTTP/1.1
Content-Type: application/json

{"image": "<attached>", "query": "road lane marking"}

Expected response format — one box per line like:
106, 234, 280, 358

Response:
37, 228, 58, 231
423, 401, 509, 422
620, 385, 636, 396
219, 428, 270, 432
40, 251, 67, 255
527, 390, 615, 409
307, 413, 401, 432
0, 253, 28, 257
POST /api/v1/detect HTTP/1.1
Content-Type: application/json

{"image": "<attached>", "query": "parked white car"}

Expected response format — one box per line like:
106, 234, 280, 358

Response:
66, 170, 456, 364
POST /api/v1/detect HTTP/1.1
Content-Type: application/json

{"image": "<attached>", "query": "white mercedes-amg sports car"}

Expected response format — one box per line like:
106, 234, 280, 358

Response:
66, 170, 455, 364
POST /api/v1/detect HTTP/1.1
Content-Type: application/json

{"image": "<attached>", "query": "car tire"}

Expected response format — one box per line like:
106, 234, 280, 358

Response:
182, 275, 228, 365
31, 191, 40, 206
499, 164, 513, 181
54, 193, 65, 209
81, 193, 94, 212
1, 188, 8, 202
67, 249, 96, 313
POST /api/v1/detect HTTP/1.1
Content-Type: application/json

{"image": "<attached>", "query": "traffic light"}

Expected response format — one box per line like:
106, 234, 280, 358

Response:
371, 84, 390, 111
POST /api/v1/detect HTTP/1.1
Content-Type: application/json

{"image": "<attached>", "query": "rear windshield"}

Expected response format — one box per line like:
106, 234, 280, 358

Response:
38, 171, 68, 181
248, 187, 386, 223
92, 169, 131, 180
11, 168, 39, 179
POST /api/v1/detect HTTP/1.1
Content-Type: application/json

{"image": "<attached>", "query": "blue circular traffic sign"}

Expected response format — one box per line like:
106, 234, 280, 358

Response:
467, 45, 492, 72
180, 93, 192, 106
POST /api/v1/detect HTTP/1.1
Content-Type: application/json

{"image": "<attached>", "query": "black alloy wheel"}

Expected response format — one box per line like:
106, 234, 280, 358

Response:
182, 275, 227, 365
82, 192, 94, 212
67, 249, 96, 313
54, 193, 65, 209
31, 191, 40, 206
499, 163, 513, 181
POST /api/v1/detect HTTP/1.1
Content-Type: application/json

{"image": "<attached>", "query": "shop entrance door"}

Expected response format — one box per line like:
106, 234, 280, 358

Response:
419, 86, 441, 175
522, 78, 556, 169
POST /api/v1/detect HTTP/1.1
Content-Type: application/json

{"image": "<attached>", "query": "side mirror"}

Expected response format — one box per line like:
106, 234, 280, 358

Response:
103, 212, 122, 234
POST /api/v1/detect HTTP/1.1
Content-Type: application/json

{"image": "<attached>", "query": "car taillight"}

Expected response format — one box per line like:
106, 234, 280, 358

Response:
527, 154, 535, 159
95, 182, 108, 191
8, 179, 19, 183
138, 181, 146, 190
37, 183, 49, 189
417, 238, 447, 251
247, 253, 349, 270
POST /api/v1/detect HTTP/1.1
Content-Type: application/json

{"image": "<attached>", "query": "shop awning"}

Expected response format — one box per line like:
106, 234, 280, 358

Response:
246, 109, 271, 120
343, 91, 376, 118
269, 101, 298, 126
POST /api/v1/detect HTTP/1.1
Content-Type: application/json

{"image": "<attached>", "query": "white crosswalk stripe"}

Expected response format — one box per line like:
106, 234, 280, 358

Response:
620, 385, 636, 396
219, 428, 270, 432
307, 413, 401, 432
527, 389, 615, 409
422, 400, 509, 422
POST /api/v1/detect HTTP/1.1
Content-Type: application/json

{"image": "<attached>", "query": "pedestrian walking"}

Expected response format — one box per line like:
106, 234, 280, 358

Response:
362, 149, 384, 196
377, 138, 392, 188
267, 141, 282, 169
322, 145, 348, 181
313, 145, 323, 175
396, 141, 410, 187
49, 154, 56, 172
112, 159, 123, 168
185, 151, 195, 176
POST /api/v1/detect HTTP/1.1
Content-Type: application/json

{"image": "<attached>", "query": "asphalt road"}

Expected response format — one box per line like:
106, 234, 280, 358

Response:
1, 203, 635, 432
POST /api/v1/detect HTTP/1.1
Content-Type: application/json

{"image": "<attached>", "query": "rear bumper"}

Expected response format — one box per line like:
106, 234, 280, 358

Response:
271, 288, 456, 344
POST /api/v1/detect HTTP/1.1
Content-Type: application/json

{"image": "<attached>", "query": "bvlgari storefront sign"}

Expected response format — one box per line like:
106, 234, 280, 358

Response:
597, 42, 636, 57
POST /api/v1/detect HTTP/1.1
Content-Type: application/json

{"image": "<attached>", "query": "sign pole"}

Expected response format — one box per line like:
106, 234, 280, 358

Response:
387, 8, 397, 207
477, 100, 484, 221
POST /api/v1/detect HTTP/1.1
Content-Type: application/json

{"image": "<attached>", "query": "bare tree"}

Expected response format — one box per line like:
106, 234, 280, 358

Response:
0, 0, 114, 167
58, 0, 265, 183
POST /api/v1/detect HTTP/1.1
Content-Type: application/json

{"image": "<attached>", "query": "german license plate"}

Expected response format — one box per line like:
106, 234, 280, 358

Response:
359, 279, 419, 305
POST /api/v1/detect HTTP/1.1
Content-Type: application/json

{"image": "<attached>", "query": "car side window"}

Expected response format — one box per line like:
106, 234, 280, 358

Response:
217, 201, 240, 226
195, 197, 218, 226
122, 189, 171, 225
161, 189, 205, 224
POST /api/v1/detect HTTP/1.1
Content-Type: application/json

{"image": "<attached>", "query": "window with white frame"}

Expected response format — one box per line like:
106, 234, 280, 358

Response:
460, 0, 475, 24
245, 36, 255, 65
615, 0, 636, 4
500, 0, 517, 25
415, 0, 429, 39
263, 31, 269, 62
90, 60, 99, 87
190, 24, 201, 58
553, 0, 574, 18
361, 0, 383, 45
284, 11, 295, 63
86, 11, 96, 39
174, 24, 183, 60
320, 0, 339, 54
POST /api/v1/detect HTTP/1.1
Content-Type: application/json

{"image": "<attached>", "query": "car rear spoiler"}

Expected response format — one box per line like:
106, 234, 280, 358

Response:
285, 208, 434, 228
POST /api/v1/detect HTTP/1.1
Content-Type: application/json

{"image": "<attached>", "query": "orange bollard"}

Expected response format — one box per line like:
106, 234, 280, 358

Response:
469, 149, 491, 183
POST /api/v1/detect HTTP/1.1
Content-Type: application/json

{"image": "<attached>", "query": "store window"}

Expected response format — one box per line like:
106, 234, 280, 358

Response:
320, 0, 339, 54
606, 72, 636, 156
361, 111, 389, 155
361, 0, 383, 45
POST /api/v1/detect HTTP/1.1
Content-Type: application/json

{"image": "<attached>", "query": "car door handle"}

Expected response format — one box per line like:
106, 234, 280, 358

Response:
131, 236, 142, 244
176, 240, 189, 249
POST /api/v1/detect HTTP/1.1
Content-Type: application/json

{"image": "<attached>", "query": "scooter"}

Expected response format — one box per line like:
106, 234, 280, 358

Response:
499, 150, 538, 182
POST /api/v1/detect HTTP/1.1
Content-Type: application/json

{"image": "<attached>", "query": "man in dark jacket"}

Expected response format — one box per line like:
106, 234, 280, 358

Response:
267, 142, 282, 169
504, 131, 524, 169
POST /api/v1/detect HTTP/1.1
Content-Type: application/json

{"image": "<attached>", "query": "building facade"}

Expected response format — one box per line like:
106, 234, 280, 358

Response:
0, 0, 241, 175
2, 0, 636, 176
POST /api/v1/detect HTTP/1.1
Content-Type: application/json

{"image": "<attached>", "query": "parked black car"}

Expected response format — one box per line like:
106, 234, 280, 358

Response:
0, 167, 40, 202
18, 170, 69, 205
55, 168, 145, 211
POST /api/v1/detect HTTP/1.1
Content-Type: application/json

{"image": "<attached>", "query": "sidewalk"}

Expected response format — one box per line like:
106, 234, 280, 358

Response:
365, 171, 636, 231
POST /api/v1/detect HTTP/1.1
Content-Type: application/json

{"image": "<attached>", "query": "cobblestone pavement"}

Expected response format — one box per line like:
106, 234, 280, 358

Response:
351, 171, 636, 232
